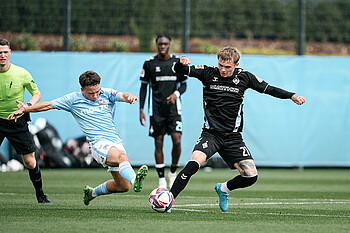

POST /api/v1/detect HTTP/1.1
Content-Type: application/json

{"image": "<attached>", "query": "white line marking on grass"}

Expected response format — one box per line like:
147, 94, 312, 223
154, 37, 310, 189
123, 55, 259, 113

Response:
175, 200, 350, 207
0, 193, 16, 195
172, 208, 350, 218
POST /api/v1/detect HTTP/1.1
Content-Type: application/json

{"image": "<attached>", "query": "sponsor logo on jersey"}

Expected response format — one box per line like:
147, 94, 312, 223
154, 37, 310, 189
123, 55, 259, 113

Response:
81, 105, 108, 115
232, 75, 240, 85
195, 65, 204, 69
155, 66, 161, 72
156, 76, 177, 81
140, 69, 145, 78
210, 85, 239, 93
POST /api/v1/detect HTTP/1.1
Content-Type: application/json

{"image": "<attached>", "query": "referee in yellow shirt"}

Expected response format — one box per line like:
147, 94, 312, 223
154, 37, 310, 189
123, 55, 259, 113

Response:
0, 38, 50, 203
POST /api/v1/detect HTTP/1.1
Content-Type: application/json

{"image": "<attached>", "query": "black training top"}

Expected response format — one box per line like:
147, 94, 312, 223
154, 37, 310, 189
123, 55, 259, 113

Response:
174, 61, 294, 132
140, 55, 187, 116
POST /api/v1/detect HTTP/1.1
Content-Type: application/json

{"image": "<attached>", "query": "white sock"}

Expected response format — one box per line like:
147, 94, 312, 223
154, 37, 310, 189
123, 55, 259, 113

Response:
221, 182, 230, 193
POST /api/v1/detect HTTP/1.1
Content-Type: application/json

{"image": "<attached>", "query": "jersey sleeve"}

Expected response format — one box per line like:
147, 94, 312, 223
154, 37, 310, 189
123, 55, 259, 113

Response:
51, 93, 75, 112
174, 61, 208, 81
245, 71, 269, 93
23, 70, 39, 95
103, 88, 122, 102
140, 61, 150, 84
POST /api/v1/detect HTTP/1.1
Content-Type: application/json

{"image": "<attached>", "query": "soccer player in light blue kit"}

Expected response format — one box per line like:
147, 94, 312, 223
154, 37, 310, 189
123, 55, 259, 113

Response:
7, 70, 148, 205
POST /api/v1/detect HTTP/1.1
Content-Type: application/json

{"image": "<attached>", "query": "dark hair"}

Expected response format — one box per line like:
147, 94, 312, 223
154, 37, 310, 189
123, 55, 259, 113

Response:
79, 71, 101, 88
0, 38, 10, 48
155, 34, 171, 43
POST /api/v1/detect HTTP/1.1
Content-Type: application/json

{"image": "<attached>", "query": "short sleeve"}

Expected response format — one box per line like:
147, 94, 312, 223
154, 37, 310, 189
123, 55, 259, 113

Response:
51, 93, 75, 111
23, 70, 39, 95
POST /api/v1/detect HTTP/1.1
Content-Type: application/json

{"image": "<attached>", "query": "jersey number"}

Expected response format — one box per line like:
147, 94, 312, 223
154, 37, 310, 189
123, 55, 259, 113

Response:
176, 121, 183, 132
240, 146, 251, 157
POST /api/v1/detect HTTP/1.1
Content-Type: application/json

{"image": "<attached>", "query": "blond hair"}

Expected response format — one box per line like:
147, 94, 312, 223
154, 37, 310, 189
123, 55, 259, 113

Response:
217, 47, 241, 64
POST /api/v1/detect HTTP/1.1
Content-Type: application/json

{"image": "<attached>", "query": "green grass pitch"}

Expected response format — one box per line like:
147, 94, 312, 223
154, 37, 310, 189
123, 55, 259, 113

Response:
0, 168, 349, 233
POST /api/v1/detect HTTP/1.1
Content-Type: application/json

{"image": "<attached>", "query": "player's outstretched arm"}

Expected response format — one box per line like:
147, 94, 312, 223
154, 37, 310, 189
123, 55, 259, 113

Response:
291, 94, 306, 105
7, 101, 54, 122
119, 92, 138, 104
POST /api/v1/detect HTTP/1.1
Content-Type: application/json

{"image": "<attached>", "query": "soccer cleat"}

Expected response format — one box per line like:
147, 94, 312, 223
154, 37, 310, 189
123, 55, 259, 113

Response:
133, 165, 148, 192
166, 208, 171, 213
83, 185, 95, 206
167, 172, 176, 189
36, 193, 51, 204
215, 183, 229, 212
158, 177, 167, 189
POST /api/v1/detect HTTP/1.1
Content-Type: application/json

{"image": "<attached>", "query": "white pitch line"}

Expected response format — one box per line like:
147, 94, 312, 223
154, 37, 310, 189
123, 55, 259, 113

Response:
174, 201, 350, 207
172, 208, 350, 218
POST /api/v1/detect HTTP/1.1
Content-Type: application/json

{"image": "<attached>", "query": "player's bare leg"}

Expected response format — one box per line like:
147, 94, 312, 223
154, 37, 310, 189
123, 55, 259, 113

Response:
84, 146, 138, 205
169, 133, 181, 188
154, 135, 167, 188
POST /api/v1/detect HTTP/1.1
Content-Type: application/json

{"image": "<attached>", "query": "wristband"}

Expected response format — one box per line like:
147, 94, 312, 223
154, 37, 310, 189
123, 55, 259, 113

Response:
174, 91, 180, 98
27, 102, 32, 106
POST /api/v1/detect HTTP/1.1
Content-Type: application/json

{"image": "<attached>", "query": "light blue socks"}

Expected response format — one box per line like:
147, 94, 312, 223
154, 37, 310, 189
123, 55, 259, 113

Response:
119, 161, 136, 185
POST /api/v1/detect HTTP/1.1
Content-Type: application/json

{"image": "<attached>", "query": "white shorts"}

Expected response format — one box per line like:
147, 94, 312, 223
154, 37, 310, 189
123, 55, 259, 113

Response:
90, 140, 126, 172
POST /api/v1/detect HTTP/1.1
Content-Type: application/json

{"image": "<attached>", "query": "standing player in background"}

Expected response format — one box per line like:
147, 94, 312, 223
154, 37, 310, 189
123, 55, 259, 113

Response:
139, 34, 187, 189
170, 47, 306, 212
8, 70, 148, 206
0, 38, 51, 203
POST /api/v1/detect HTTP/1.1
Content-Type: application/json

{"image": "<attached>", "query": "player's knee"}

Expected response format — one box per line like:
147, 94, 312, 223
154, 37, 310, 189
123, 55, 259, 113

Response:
155, 139, 163, 150
173, 140, 181, 150
23, 157, 36, 169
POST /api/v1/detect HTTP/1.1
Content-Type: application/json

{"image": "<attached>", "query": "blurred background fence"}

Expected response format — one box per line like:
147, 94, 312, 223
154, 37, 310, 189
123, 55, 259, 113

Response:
1, 0, 349, 54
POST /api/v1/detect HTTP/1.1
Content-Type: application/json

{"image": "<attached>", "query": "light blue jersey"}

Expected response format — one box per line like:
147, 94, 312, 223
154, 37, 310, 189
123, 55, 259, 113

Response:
51, 88, 123, 144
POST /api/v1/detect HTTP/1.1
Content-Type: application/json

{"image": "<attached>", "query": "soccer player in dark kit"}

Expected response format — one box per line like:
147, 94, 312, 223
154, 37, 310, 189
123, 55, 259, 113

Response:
169, 47, 306, 212
139, 34, 187, 189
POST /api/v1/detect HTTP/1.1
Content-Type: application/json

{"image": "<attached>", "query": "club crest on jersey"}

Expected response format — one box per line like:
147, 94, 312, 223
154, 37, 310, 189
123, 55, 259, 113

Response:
232, 75, 240, 85
202, 141, 208, 149
195, 65, 204, 69
155, 66, 161, 72
140, 69, 145, 78
98, 98, 106, 104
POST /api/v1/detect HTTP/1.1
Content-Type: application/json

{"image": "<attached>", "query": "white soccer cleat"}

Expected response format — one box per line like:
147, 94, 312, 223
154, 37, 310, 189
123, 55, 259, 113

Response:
158, 177, 167, 189
168, 172, 176, 189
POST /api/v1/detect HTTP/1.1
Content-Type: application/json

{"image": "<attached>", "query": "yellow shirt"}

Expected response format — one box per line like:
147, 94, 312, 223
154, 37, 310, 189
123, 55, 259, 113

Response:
0, 64, 39, 119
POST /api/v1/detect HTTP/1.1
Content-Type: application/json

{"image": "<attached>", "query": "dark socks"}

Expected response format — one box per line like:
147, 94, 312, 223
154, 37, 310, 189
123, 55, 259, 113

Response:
156, 165, 165, 178
226, 175, 258, 191
28, 164, 43, 194
170, 164, 178, 173
170, 161, 200, 199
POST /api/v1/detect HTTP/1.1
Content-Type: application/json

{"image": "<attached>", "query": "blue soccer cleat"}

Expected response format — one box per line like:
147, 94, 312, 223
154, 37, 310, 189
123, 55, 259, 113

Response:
215, 183, 229, 212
